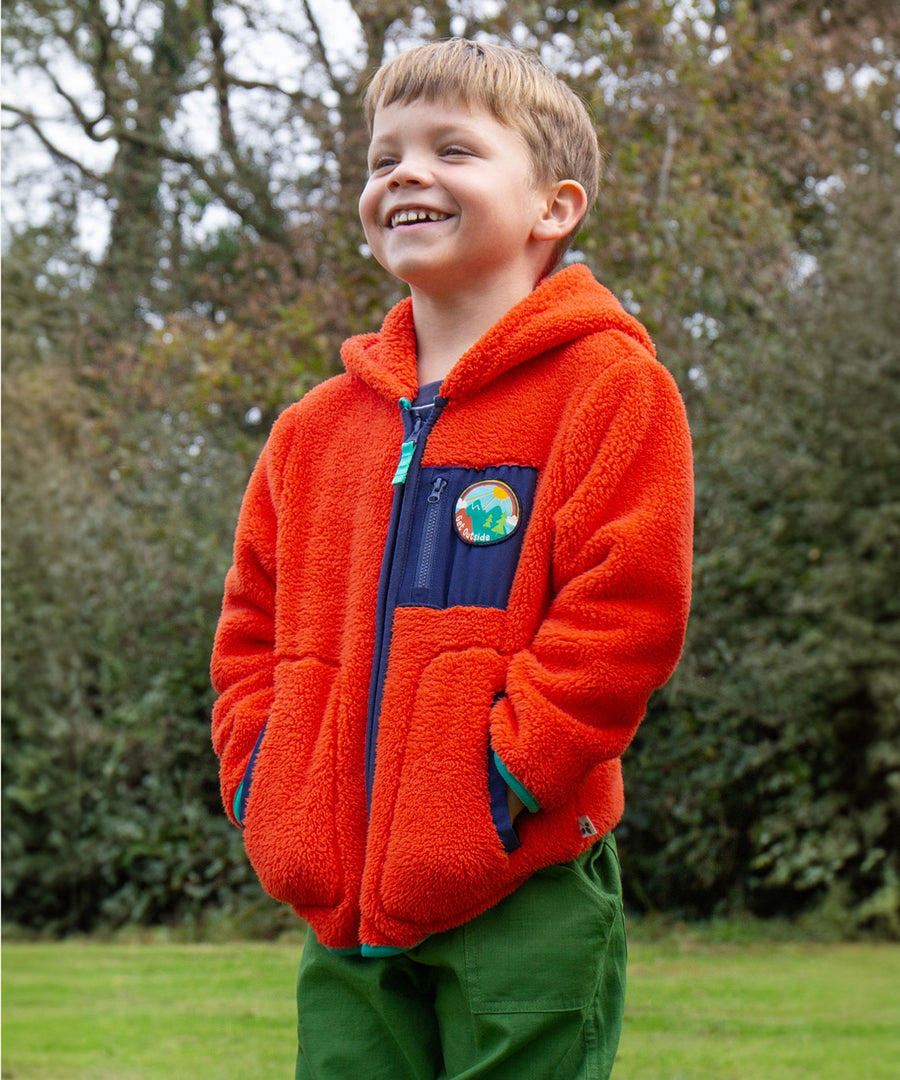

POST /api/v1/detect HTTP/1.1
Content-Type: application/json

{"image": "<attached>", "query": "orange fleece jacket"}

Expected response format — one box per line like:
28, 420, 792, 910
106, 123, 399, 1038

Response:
210, 264, 694, 951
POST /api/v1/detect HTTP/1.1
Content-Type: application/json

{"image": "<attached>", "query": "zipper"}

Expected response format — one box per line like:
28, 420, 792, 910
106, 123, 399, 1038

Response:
365, 396, 447, 807
416, 477, 447, 592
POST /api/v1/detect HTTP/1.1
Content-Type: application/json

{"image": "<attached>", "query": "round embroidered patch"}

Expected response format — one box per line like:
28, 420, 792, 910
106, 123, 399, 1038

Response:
454, 481, 521, 545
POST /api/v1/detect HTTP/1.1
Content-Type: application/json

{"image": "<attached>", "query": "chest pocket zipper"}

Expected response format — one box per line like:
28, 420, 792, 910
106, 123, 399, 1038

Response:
416, 476, 448, 594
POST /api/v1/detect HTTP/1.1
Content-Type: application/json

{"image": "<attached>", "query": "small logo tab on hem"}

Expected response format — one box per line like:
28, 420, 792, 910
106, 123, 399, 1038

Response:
578, 815, 598, 838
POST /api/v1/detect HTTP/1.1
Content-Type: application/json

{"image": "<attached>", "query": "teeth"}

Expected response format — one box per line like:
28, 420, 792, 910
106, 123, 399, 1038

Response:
390, 209, 449, 228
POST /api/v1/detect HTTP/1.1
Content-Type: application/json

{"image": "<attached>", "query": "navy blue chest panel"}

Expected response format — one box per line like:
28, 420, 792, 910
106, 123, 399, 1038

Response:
396, 464, 538, 610
364, 397, 539, 805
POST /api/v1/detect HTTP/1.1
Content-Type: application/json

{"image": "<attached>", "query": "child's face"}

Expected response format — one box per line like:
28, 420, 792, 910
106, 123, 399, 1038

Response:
360, 97, 557, 305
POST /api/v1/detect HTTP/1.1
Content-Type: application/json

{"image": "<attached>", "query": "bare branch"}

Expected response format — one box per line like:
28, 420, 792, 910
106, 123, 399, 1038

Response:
1, 104, 107, 185
203, 0, 236, 153
178, 73, 320, 109
299, 0, 342, 97
42, 66, 108, 141
106, 123, 282, 242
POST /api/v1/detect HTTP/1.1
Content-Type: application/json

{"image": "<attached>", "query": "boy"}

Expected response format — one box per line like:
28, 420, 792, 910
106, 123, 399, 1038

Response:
211, 38, 693, 1080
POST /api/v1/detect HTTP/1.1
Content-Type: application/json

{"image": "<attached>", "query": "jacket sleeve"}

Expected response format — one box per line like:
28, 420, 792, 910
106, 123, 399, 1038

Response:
210, 432, 281, 826
490, 348, 694, 812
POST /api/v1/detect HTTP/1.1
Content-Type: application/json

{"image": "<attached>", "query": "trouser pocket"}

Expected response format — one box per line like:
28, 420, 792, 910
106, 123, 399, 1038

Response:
463, 837, 624, 1014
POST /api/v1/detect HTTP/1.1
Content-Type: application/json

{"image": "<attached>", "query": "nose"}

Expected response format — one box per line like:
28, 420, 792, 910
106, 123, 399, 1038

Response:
387, 155, 431, 190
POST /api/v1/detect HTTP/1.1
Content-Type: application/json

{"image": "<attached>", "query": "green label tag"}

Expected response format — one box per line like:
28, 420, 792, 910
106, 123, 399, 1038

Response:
391, 441, 415, 485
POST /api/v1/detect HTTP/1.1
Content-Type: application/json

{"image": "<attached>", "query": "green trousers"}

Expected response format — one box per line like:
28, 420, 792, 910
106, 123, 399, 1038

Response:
295, 835, 627, 1080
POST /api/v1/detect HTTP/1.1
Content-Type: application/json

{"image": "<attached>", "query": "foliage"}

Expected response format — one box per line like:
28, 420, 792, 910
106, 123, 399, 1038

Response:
1, 363, 262, 932
620, 158, 900, 936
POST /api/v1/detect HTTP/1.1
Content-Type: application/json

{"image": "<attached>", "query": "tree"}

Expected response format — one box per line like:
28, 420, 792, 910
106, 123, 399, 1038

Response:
621, 156, 900, 934
3, 0, 360, 330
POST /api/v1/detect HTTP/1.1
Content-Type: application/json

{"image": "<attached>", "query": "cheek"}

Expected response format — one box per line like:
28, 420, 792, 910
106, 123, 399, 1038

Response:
358, 184, 379, 235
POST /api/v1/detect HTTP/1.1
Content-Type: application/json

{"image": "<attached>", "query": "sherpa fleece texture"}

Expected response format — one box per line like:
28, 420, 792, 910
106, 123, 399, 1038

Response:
210, 263, 694, 951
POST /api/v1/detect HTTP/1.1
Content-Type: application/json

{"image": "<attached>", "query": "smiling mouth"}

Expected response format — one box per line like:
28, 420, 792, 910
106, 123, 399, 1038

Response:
389, 209, 451, 228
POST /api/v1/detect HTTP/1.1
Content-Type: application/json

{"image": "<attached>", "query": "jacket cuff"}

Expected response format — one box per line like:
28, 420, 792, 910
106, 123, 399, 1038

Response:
492, 751, 540, 813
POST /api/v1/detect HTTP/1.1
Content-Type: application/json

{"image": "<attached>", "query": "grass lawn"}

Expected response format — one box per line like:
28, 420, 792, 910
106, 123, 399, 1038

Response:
3, 930, 899, 1079
615, 938, 900, 1080
1, 938, 304, 1080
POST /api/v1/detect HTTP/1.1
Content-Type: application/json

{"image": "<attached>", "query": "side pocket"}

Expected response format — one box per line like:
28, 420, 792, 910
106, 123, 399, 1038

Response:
241, 657, 347, 911
233, 722, 267, 827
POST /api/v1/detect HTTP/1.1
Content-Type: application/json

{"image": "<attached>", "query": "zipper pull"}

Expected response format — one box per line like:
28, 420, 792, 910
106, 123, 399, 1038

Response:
428, 477, 447, 503
392, 399, 422, 485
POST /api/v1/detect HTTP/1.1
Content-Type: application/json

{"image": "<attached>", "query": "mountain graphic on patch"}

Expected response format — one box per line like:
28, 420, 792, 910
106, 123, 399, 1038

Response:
454, 481, 520, 545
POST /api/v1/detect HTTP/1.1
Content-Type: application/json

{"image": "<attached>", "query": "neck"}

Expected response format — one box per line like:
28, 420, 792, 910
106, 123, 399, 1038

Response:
410, 278, 541, 386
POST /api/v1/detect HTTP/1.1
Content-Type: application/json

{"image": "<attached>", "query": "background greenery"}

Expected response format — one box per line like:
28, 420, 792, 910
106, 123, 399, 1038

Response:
3, 0, 898, 938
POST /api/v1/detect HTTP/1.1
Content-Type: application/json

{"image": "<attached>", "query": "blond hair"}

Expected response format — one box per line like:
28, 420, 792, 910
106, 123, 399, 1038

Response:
363, 39, 602, 263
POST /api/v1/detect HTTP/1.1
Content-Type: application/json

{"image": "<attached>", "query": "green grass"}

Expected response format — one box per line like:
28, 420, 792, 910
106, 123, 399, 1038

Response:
1, 938, 303, 1080
616, 940, 900, 1080
3, 932, 899, 1079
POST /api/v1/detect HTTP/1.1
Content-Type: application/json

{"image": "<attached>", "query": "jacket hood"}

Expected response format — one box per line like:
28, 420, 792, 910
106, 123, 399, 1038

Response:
340, 263, 655, 405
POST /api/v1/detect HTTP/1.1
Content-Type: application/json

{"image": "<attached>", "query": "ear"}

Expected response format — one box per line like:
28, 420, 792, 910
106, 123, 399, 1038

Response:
531, 180, 589, 243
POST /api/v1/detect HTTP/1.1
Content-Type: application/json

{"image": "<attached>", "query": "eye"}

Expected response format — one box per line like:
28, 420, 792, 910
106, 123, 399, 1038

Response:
440, 144, 472, 159
368, 155, 397, 174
